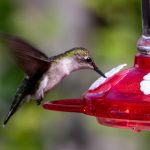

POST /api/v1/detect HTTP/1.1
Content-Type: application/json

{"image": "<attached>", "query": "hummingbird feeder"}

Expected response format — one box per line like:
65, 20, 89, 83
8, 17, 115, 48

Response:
43, 0, 150, 132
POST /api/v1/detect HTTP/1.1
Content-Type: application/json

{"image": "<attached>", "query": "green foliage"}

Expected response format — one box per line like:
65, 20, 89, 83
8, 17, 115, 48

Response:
0, 0, 16, 32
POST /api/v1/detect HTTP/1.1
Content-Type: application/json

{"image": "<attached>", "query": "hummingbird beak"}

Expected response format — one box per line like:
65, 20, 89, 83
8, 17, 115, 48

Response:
92, 62, 106, 78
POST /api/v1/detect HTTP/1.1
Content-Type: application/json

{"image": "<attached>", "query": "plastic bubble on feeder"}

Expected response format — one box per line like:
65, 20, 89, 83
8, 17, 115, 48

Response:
43, 0, 150, 132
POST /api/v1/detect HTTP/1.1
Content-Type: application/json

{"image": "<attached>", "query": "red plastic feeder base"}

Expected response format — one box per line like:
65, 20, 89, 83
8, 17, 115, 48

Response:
43, 54, 150, 132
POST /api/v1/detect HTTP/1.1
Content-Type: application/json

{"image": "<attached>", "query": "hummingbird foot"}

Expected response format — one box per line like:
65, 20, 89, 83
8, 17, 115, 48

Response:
36, 101, 41, 105
36, 98, 43, 105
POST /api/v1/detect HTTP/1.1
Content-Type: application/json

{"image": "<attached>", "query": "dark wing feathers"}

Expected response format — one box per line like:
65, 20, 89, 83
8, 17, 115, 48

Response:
0, 33, 50, 77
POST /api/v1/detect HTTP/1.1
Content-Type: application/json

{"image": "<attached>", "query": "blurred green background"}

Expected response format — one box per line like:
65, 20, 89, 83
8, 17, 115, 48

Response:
0, 0, 150, 150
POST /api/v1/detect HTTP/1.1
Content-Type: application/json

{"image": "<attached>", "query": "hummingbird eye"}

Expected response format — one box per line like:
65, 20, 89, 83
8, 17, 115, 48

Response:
86, 57, 92, 63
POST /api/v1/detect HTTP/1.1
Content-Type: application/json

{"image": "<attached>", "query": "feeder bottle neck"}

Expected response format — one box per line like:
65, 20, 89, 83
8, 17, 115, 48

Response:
137, 0, 150, 55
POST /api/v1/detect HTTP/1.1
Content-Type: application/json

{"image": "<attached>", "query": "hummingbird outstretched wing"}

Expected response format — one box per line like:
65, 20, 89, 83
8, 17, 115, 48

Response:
0, 34, 50, 77
0, 34, 52, 125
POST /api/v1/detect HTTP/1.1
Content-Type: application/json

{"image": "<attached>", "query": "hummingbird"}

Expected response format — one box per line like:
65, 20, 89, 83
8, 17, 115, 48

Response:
1, 34, 106, 126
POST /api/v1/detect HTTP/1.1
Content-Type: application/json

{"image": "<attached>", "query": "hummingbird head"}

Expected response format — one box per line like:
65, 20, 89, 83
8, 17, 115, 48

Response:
64, 47, 106, 77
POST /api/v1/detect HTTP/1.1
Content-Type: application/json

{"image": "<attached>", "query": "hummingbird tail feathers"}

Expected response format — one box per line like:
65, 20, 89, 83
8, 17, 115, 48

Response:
3, 78, 31, 126
3, 95, 31, 126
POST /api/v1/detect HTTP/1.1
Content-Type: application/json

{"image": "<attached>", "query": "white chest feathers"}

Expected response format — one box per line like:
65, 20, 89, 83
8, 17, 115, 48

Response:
58, 58, 77, 75
40, 76, 49, 90
35, 75, 49, 99
34, 58, 78, 99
